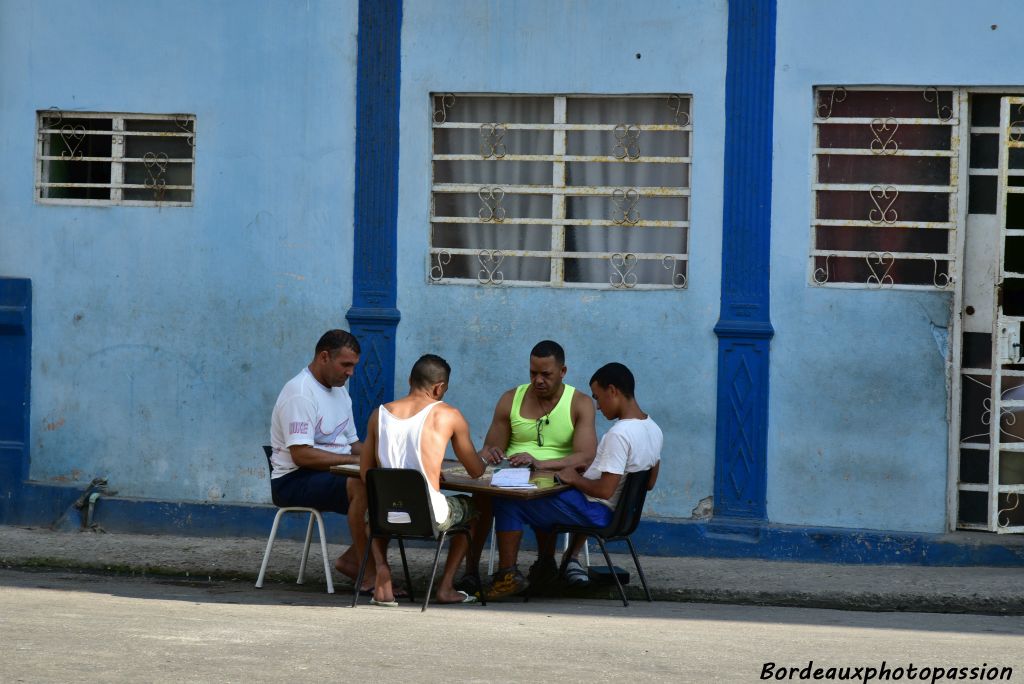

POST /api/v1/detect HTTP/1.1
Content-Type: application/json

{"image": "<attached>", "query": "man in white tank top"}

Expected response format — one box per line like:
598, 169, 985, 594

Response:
359, 354, 486, 605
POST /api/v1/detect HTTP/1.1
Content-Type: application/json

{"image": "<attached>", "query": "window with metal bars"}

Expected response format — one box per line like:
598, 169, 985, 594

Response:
35, 110, 195, 206
810, 87, 959, 290
428, 93, 691, 289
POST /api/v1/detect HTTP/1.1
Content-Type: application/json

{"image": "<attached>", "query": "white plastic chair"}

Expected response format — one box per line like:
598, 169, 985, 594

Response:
255, 446, 335, 594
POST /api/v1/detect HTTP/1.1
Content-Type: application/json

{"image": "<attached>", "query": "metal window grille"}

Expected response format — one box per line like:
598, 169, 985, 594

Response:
810, 87, 960, 290
429, 93, 691, 289
35, 110, 195, 206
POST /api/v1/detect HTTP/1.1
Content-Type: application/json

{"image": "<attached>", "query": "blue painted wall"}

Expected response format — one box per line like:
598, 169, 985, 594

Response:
769, 0, 1022, 533
7, 0, 1024, 556
0, 0, 359, 503
396, 0, 729, 519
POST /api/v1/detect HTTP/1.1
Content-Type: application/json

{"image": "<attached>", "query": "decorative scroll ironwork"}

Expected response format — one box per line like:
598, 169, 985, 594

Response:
666, 95, 691, 126
175, 115, 195, 149
812, 254, 833, 285
479, 123, 507, 159
662, 255, 687, 288
866, 252, 895, 288
932, 257, 952, 289
144, 151, 168, 200
923, 87, 952, 122
610, 253, 638, 289
477, 250, 505, 285
960, 375, 1024, 444
611, 188, 640, 225
432, 93, 455, 124
869, 118, 899, 155
999, 492, 1021, 528
477, 186, 506, 222
1011, 103, 1024, 144
428, 250, 451, 282
868, 185, 899, 224
612, 124, 640, 160
39, 107, 62, 142
60, 124, 86, 160
816, 87, 847, 119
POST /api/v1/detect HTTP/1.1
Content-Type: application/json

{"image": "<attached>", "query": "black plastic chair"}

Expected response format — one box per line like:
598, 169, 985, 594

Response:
255, 445, 334, 594
352, 468, 484, 612
550, 468, 654, 607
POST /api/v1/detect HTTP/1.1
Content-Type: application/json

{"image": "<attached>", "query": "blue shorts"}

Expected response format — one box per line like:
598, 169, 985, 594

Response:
271, 469, 349, 514
493, 489, 612, 534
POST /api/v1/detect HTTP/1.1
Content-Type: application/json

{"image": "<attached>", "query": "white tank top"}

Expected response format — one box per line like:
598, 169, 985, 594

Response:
377, 401, 448, 524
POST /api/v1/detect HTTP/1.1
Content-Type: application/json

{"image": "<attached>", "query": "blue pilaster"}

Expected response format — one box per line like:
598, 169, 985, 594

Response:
346, 0, 403, 437
713, 0, 776, 520
0, 278, 31, 523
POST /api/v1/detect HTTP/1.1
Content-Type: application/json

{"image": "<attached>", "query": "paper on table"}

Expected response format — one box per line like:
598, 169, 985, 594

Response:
490, 468, 536, 488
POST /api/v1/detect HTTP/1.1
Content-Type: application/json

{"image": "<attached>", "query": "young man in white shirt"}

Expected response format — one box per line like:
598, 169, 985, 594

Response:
487, 362, 662, 600
269, 329, 374, 589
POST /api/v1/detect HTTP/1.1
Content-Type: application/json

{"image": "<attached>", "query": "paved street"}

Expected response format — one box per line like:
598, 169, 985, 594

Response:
2, 568, 1023, 683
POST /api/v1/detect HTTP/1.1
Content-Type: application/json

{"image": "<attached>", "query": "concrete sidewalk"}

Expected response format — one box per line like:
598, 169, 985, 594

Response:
2, 525, 1022, 614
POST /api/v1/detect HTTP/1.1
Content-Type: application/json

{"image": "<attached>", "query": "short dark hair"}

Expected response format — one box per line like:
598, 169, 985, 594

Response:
410, 354, 451, 389
315, 329, 360, 356
530, 340, 565, 366
590, 362, 635, 398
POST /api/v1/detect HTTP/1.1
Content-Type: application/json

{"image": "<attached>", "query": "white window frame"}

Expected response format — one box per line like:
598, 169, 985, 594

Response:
428, 93, 691, 290
35, 110, 196, 207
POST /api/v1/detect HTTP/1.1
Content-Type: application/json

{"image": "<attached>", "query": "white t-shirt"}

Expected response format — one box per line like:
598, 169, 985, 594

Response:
582, 416, 663, 509
269, 367, 359, 479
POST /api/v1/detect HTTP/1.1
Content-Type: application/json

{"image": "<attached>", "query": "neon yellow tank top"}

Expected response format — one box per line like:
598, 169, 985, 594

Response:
506, 383, 575, 461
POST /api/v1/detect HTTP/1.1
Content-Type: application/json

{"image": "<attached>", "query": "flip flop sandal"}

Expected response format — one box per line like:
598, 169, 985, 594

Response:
369, 597, 400, 608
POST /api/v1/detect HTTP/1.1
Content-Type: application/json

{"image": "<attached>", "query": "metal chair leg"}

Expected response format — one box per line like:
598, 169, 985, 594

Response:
351, 534, 374, 607
313, 511, 334, 594
297, 512, 315, 585
397, 538, 415, 603
255, 509, 286, 589
422, 531, 448, 612
625, 537, 650, 602
596, 537, 628, 607
486, 526, 497, 575
560, 533, 591, 566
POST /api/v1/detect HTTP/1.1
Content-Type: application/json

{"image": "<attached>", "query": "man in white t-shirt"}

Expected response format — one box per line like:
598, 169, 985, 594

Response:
487, 362, 662, 599
270, 329, 374, 588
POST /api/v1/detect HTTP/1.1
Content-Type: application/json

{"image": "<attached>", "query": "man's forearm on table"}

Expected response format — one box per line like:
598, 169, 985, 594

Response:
292, 446, 360, 469
534, 451, 593, 471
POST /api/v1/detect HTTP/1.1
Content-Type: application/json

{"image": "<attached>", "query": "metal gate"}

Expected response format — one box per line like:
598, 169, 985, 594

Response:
956, 95, 1024, 532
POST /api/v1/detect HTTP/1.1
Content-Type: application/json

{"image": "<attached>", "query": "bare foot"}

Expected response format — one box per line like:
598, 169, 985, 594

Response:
435, 581, 476, 604
334, 547, 374, 590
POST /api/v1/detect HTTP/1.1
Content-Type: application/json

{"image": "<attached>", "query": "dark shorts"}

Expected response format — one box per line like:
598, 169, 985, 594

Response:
271, 468, 349, 514
438, 494, 477, 532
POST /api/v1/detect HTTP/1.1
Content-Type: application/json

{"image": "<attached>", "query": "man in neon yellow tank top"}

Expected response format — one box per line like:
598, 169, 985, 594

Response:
459, 340, 597, 594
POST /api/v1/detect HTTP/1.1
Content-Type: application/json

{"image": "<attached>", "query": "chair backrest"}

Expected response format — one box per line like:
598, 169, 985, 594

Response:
603, 468, 653, 538
365, 468, 439, 539
262, 445, 273, 474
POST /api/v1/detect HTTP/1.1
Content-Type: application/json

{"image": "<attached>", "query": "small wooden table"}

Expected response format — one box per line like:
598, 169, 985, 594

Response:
330, 463, 569, 500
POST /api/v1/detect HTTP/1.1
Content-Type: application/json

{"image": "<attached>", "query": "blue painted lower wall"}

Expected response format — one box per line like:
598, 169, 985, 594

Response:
7, 481, 1024, 567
